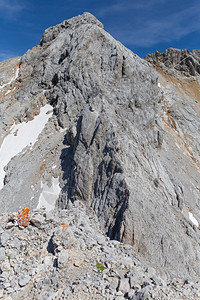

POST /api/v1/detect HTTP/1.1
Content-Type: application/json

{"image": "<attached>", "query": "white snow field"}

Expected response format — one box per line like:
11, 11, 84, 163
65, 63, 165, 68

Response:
37, 178, 61, 211
0, 104, 53, 190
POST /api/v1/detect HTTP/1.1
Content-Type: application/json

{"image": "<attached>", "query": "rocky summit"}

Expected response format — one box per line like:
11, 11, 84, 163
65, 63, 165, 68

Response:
0, 12, 200, 299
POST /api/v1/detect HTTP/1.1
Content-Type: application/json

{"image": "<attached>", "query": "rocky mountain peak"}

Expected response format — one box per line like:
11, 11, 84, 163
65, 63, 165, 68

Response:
40, 12, 103, 47
0, 13, 200, 298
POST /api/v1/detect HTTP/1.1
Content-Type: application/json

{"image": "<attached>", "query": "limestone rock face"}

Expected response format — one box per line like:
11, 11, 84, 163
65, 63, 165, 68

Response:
145, 48, 200, 76
0, 13, 200, 280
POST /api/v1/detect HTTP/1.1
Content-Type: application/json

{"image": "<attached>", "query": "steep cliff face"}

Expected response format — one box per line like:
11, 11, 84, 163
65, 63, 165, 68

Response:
146, 48, 200, 222
0, 13, 200, 280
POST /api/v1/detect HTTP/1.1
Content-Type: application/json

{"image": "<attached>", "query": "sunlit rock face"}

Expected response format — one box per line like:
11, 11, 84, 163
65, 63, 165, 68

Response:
0, 13, 200, 280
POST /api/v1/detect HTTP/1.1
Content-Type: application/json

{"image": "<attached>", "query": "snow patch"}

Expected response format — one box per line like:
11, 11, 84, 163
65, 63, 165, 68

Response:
5, 87, 16, 95
15, 67, 20, 79
60, 127, 67, 133
37, 178, 61, 211
5, 89, 11, 95
188, 212, 199, 227
158, 82, 161, 88
31, 185, 35, 191
0, 104, 53, 190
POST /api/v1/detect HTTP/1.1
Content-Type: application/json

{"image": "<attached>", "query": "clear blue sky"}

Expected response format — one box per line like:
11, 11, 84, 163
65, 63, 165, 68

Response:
0, 0, 200, 61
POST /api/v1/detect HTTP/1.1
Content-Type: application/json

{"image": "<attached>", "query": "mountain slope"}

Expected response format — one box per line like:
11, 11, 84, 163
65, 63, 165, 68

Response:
0, 13, 200, 281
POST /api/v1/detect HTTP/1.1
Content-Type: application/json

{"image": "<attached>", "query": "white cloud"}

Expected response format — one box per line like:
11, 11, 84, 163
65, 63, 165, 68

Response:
100, 1, 200, 47
97, 0, 168, 17
0, 0, 25, 19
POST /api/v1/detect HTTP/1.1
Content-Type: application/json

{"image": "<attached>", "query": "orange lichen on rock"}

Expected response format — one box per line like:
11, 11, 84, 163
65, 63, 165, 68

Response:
18, 208, 30, 226
61, 222, 68, 231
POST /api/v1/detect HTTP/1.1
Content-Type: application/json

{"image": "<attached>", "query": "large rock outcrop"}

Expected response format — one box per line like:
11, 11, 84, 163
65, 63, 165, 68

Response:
145, 48, 200, 76
0, 13, 200, 281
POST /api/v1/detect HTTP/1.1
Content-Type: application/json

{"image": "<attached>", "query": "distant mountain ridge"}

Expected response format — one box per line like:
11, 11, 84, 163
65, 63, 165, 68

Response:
145, 48, 200, 76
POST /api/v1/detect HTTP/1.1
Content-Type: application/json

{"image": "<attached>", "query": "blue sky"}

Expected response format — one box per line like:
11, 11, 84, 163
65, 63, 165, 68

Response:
0, 0, 200, 61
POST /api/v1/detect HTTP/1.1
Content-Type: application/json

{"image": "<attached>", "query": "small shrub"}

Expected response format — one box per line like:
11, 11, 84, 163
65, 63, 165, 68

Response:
96, 262, 107, 273
87, 245, 94, 250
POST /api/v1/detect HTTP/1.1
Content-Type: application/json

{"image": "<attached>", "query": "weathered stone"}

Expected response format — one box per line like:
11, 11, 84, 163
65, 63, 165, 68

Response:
18, 275, 31, 287
113, 269, 126, 279
30, 214, 45, 228
115, 290, 123, 296
128, 289, 135, 298
43, 255, 53, 270
9, 238, 21, 250
5, 222, 15, 230
118, 278, 130, 294
107, 276, 119, 292
0, 248, 5, 261
52, 226, 74, 251
57, 249, 68, 268
0, 232, 10, 247
114, 296, 124, 300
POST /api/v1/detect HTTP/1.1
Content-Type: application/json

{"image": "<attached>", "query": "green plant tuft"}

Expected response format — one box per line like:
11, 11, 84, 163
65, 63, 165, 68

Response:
96, 262, 107, 273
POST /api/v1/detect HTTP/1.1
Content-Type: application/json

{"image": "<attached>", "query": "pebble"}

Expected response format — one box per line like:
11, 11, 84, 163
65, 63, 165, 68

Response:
43, 255, 53, 270
5, 222, 15, 230
0, 232, 10, 246
30, 214, 45, 228
128, 289, 135, 297
0, 248, 5, 261
18, 275, 31, 287
57, 249, 68, 268
118, 278, 130, 294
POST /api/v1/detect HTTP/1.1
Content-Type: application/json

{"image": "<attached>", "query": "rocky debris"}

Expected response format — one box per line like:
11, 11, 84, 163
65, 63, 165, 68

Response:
0, 12, 200, 283
0, 204, 199, 299
57, 249, 68, 268
18, 275, 31, 287
30, 214, 45, 228
145, 48, 200, 76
